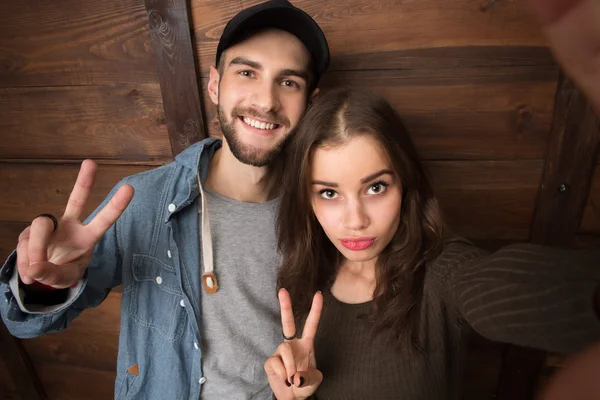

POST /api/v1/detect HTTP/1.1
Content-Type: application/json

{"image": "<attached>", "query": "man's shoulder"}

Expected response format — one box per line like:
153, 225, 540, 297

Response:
123, 138, 222, 189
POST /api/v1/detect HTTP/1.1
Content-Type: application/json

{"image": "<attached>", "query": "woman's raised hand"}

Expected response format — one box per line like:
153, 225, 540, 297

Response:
265, 288, 324, 400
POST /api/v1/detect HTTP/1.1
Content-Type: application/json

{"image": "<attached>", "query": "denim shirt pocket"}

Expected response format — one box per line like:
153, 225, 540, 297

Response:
129, 254, 187, 342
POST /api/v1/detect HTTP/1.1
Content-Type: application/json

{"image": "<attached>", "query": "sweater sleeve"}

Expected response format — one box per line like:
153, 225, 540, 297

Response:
434, 238, 600, 355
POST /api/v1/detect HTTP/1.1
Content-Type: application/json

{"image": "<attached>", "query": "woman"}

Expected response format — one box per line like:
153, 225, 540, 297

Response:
264, 88, 600, 400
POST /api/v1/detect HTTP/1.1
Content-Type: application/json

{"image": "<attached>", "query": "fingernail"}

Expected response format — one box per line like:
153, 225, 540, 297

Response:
285, 379, 291, 387
298, 376, 305, 388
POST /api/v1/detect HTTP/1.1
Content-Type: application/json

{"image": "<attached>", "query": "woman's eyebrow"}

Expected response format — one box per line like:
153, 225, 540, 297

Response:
360, 169, 393, 184
311, 180, 337, 187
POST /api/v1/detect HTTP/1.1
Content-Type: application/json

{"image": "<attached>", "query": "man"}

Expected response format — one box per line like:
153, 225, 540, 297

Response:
0, 1, 329, 399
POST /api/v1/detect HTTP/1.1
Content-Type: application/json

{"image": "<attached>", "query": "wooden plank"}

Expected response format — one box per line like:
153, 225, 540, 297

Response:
0, 222, 28, 268
530, 73, 600, 246
27, 361, 115, 400
428, 160, 543, 240
0, 321, 46, 400
191, 0, 551, 77
0, 163, 153, 223
0, 84, 171, 161
202, 65, 558, 159
0, 344, 18, 400
580, 167, 600, 235
145, 0, 207, 155
497, 74, 600, 400
0, 0, 158, 87
0, 159, 168, 167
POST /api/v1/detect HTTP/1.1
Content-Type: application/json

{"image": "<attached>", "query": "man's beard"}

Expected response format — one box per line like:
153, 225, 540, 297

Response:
218, 104, 292, 167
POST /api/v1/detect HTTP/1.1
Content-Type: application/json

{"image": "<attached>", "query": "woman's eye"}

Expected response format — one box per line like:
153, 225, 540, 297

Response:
367, 182, 388, 195
319, 189, 338, 199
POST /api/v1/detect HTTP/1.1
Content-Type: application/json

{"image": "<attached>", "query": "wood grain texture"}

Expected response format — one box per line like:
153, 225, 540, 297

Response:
530, 74, 600, 246
0, 354, 18, 400
0, 222, 27, 270
0, 163, 154, 223
0, 84, 171, 161
0, 0, 158, 87
0, 321, 46, 400
190, 0, 551, 77
28, 362, 115, 400
145, 0, 207, 155
428, 160, 543, 240
579, 163, 600, 235
498, 74, 600, 400
202, 65, 558, 160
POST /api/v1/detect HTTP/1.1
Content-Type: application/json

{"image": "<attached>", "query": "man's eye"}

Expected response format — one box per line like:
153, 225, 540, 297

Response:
282, 80, 299, 88
239, 70, 254, 77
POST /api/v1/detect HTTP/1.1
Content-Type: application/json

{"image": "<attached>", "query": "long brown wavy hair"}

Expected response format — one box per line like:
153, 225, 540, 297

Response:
277, 87, 447, 347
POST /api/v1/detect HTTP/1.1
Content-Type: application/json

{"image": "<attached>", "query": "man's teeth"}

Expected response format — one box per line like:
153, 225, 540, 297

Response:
242, 117, 277, 130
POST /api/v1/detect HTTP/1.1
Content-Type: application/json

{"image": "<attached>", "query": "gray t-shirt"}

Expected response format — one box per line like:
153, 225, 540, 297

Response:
199, 189, 281, 399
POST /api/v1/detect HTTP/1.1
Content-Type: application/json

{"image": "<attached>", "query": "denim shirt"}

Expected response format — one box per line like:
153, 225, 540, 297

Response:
0, 138, 227, 399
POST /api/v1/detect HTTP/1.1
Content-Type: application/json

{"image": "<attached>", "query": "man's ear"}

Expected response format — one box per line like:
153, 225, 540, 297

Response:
208, 66, 220, 106
308, 88, 320, 107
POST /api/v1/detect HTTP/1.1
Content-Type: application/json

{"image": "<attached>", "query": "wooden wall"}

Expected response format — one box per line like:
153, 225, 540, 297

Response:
194, 0, 560, 242
0, 0, 169, 398
1, 0, 598, 399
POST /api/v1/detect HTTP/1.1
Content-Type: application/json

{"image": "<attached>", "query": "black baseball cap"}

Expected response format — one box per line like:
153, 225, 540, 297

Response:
216, 0, 330, 84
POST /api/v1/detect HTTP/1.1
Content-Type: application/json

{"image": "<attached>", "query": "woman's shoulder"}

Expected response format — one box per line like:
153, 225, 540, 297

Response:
425, 236, 489, 285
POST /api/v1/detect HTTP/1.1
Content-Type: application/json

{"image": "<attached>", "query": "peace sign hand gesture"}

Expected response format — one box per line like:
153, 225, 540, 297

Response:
17, 160, 134, 289
265, 288, 324, 400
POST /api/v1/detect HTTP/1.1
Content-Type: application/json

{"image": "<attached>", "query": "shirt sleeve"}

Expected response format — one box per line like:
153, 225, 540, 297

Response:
435, 238, 600, 355
0, 179, 127, 339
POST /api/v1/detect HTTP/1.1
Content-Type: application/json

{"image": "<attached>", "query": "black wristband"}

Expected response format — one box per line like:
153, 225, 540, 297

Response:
22, 284, 69, 306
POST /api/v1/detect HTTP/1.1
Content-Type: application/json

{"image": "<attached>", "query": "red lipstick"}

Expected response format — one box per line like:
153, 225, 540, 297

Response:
340, 237, 375, 251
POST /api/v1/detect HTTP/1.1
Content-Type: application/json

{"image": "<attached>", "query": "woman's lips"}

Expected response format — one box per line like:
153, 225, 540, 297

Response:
340, 237, 375, 251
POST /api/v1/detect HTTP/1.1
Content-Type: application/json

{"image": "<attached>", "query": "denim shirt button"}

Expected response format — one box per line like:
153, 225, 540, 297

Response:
194, 342, 199, 350
156, 276, 163, 285
180, 299, 185, 307
199, 377, 207, 385
4, 290, 13, 304
168, 203, 176, 213
167, 250, 172, 259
